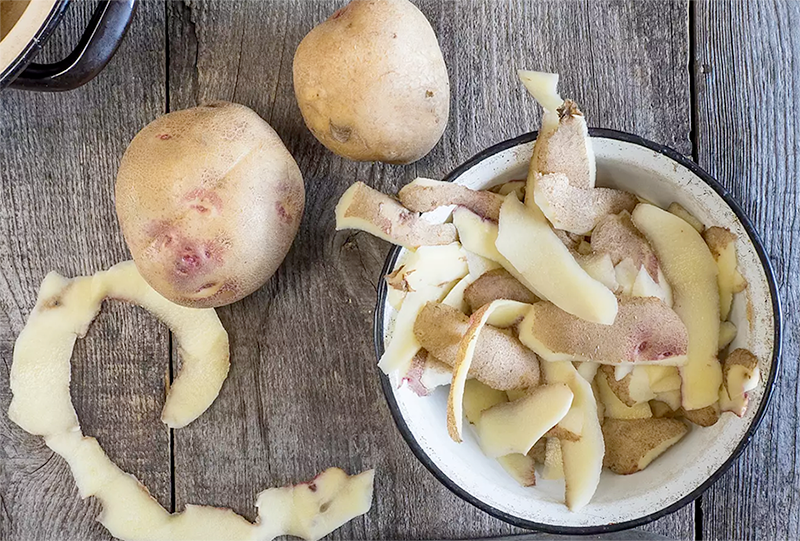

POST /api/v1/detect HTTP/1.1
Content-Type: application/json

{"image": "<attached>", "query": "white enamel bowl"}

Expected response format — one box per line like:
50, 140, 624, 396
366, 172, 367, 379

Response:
374, 130, 782, 534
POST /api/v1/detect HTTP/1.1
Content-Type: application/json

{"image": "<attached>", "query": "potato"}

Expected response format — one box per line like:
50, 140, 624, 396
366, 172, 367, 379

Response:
293, 0, 450, 164
115, 102, 304, 308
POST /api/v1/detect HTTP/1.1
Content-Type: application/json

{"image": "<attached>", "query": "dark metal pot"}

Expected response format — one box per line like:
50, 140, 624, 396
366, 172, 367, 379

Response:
0, 0, 137, 91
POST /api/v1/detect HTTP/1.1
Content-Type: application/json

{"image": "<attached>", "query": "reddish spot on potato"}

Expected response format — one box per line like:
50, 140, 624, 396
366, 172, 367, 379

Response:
157, 133, 171, 140
176, 253, 202, 275
331, 5, 347, 19
196, 282, 217, 293
183, 188, 223, 215
308, 483, 317, 492
275, 202, 293, 224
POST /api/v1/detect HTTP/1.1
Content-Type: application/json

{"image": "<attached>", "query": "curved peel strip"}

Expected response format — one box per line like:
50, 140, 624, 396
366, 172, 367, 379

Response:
452, 207, 543, 298
496, 195, 617, 324
8, 273, 100, 436
414, 302, 540, 391
9, 263, 374, 541
632, 204, 722, 410
379, 285, 448, 381
446, 300, 532, 442
335, 181, 456, 248
518, 297, 688, 365
540, 361, 604, 511
96, 262, 230, 428
398, 177, 504, 221
476, 383, 573, 457
517, 70, 563, 113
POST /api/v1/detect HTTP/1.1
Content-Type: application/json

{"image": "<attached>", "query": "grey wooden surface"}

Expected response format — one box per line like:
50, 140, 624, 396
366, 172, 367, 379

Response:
0, 1, 795, 540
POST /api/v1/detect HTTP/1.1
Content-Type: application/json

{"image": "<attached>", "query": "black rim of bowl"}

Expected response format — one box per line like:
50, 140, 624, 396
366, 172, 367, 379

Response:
0, 0, 70, 88
373, 128, 783, 535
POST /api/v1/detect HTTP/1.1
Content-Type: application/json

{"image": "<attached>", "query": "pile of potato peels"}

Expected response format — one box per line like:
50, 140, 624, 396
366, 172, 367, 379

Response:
336, 71, 760, 511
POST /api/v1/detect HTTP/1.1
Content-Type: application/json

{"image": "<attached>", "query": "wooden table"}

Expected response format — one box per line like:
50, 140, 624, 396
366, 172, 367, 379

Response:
1, 1, 797, 539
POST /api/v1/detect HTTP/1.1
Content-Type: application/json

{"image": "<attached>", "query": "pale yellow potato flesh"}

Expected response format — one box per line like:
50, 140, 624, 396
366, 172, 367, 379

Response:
644, 365, 682, 393
379, 285, 449, 379
495, 179, 526, 200
463, 379, 508, 425
477, 383, 574, 457
464, 250, 503, 278
441, 274, 475, 314
9, 263, 374, 541
453, 207, 541, 296
596, 374, 652, 420
497, 453, 538, 487
386, 242, 468, 292
667, 202, 705, 233
8, 261, 228, 431
517, 70, 563, 113
496, 195, 618, 324
598, 365, 657, 407
704, 226, 748, 320
614, 258, 640, 296
719, 321, 738, 351
632, 203, 722, 411
540, 361, 604, 511
576, 252, 619, 292
631, 264, 673, 307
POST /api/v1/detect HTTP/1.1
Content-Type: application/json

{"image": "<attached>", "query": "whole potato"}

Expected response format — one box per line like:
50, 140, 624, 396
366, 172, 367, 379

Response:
115, 102, 305, 308
293, 0, 450, 164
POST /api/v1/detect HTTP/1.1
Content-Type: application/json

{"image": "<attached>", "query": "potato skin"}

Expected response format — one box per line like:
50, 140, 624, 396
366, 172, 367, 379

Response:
115, 102, 305, 308
293, 0, 449, 164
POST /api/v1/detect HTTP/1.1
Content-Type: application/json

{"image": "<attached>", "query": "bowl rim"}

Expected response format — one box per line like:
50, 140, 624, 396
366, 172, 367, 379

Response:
373, 128, 783, 535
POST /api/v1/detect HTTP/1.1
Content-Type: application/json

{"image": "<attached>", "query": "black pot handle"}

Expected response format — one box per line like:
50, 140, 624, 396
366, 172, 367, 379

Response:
10, 0, 138, 92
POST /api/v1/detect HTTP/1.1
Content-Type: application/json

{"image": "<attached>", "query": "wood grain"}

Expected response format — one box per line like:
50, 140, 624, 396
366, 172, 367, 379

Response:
0, 1, 167, 540
168, 1, 692, 539
694, 2, 800, 539
0, 0, 703, 539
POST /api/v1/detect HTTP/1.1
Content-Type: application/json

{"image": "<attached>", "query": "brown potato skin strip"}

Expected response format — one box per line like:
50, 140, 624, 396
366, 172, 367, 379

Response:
602, 418, 688, 475
591, 211, 660, 282
398, 180, 504, 221
414, 302, 540, 390
523, 297, 688, 364
337, 182, 457, 247
464, 268, 538, 313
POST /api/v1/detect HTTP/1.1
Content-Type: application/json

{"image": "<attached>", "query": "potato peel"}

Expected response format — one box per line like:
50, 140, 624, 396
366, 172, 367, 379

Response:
335, 181, 457, 248
446, 300, 533, 442
540, 360, 604, 511
9, 262, 374, 541
9, 261, 228, 431
398, 177, 504, 221
496, 195, 617, 324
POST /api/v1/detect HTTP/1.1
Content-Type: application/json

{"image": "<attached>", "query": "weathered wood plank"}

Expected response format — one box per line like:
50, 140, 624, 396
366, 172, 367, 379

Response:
694, 2, 800, 539
168, 1, 692, 539
0, 1, 167, 539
